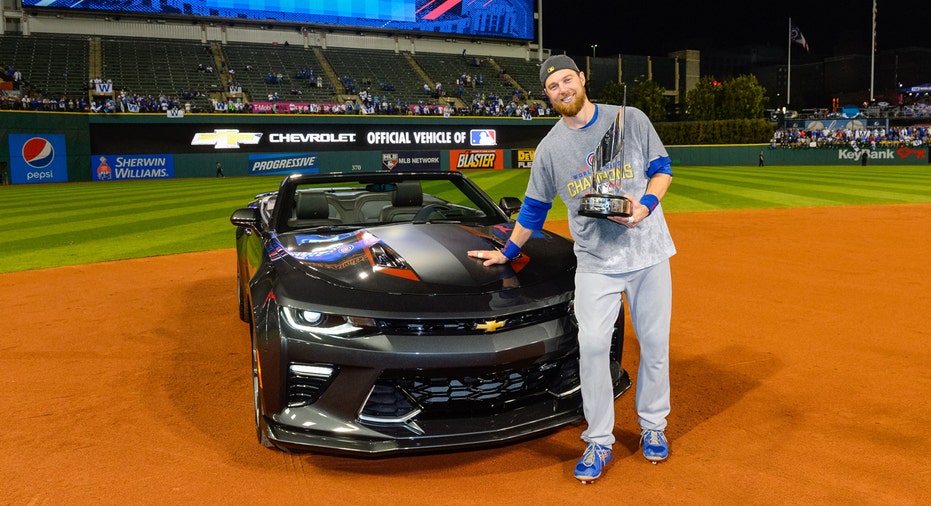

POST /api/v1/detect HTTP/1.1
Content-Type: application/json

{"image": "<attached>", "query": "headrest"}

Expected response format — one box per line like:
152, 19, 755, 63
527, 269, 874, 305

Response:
295, 192, 330, 219
392, 181, 423, 207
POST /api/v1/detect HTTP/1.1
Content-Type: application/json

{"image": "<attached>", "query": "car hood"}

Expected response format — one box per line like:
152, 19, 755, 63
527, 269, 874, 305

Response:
270, 223, 575, 297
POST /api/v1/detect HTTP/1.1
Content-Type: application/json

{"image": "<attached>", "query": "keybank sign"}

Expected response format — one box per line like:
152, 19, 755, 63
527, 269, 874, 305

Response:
837, 147, 927, 161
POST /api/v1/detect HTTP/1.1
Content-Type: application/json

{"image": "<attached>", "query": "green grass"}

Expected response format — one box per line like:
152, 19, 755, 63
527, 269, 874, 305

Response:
2, 166, 930, 273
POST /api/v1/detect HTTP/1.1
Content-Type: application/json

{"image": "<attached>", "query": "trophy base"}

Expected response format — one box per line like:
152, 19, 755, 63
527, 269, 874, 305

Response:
579, 194, 632, 218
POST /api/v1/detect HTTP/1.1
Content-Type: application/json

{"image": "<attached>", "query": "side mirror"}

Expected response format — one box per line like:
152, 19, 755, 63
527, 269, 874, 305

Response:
230, 207, 260, 228
498, 196, 522, 218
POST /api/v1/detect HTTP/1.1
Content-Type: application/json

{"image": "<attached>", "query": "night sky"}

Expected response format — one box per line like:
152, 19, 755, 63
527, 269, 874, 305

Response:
539, 1, 931, 58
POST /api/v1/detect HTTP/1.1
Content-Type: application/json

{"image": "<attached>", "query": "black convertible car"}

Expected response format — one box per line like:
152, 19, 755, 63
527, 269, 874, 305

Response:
230, 170, 631, 455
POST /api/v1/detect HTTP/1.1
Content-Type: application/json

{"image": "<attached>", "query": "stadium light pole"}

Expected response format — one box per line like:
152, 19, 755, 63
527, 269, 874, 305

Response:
591, 44, 597, 58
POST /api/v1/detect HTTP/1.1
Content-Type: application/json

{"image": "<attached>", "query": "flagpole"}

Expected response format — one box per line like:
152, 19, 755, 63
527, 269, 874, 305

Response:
870, 0, 876, 102
787, 17, 792, 106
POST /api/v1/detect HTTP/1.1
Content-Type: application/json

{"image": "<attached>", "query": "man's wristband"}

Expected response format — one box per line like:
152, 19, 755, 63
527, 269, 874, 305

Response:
639, 194, 659, 215
500, 240, 521, 261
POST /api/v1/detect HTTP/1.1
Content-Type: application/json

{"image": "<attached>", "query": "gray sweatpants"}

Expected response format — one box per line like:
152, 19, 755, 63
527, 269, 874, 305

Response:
574, 260, 672, 447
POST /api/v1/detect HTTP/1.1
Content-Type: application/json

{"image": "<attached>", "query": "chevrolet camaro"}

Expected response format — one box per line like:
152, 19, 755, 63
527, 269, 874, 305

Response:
230, 170, 630, 456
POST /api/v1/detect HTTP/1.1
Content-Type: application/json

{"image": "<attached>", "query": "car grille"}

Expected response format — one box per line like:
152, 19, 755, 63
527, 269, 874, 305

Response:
373, 302, 572, 335
360, 353, 581, 421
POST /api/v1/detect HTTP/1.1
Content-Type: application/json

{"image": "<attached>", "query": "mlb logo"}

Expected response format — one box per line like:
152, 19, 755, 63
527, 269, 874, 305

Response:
470, 129, 497, 146
382, 153, 399, 170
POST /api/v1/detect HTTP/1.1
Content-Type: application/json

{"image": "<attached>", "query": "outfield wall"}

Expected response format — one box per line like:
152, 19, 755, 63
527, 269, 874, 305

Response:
2, 112, 928, 185
1, 112, 557, 184
665, 144, 930, 167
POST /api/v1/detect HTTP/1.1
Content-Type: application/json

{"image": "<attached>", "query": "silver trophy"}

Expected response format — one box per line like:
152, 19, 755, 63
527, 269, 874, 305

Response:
578, 108, 632, 218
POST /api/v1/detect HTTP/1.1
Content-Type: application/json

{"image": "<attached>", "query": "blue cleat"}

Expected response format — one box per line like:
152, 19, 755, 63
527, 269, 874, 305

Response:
574, 442, 612, 483
640, 429, 669, 463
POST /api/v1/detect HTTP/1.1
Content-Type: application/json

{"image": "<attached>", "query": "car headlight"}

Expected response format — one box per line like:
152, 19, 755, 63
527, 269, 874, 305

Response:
283, 307, 378, 337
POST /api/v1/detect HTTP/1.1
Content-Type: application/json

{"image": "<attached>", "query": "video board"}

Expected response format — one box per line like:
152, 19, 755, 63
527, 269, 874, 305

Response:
23, 0, 535, 41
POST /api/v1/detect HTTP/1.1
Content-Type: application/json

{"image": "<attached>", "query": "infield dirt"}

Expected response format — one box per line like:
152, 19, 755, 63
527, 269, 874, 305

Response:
3, 205, 929, 504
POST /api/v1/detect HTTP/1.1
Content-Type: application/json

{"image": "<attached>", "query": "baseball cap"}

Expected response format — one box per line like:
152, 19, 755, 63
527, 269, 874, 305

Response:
539, 54, 580, 86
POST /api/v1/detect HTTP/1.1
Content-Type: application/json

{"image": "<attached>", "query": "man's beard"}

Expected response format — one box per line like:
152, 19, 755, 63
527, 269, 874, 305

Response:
552, 89, 586, 117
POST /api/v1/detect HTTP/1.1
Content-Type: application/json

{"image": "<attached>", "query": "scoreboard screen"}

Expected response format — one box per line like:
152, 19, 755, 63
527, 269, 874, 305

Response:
24, 0, 535, 41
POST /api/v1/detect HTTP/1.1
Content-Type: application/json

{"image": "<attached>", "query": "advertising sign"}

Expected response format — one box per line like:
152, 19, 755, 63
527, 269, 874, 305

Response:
248, 153, 320, 175
381, 151, 442, 171
516, 149, 535, 168
450, 150, 504, 170
8, 134, 68, 184
90, 123, 551, 154
91, 155, 175, 181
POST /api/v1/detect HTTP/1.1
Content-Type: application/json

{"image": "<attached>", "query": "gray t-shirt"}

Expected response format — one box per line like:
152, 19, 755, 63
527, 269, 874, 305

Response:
526, 104, 676, 274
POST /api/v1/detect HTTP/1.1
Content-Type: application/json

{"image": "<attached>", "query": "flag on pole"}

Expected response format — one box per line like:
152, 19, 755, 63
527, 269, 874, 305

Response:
791, 25, 809, 52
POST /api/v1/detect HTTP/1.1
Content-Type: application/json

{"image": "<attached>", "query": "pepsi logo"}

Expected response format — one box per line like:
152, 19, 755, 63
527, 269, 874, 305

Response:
22, 137, 55, 169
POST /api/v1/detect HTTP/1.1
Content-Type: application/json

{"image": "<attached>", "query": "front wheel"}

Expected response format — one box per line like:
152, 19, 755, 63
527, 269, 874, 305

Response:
252, 332, 274, 448
237, 269, 252, 323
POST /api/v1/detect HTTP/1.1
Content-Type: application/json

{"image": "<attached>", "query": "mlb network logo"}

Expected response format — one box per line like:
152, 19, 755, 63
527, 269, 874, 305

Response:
470, 129, 497, 146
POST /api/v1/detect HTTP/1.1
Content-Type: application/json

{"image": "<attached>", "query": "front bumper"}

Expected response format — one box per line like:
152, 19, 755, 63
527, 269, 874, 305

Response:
260, 318, 630, 456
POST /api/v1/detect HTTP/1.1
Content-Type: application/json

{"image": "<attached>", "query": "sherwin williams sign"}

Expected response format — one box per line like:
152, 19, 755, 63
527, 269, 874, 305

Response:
91, 154, 175, 181
8, 134, 68, 184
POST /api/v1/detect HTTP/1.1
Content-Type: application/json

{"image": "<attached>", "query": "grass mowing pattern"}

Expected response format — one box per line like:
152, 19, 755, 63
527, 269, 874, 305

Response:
1, 176, 281, 273
666, 165, 931, 211
2, 166, 929, 273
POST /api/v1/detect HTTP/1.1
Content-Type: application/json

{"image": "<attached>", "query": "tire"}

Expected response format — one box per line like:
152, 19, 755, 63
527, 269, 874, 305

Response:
252, 331, 275, 449
237, 269, 251, 323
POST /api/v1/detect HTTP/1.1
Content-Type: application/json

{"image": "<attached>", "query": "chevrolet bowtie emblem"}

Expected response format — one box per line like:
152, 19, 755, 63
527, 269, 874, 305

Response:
475, 320, 506, 333
191, 129, 263, 149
